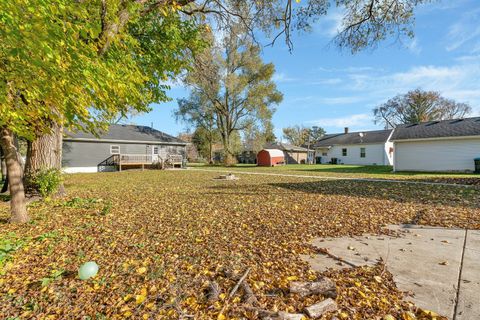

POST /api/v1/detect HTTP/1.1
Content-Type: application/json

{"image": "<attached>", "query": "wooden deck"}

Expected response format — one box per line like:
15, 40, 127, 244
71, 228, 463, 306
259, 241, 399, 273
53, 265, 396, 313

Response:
117, 154, 183, 171
98, 154, 184, 172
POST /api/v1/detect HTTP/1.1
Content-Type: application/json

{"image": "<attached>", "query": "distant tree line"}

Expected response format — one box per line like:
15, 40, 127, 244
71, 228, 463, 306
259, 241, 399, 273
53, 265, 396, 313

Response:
374, 89, 472, 128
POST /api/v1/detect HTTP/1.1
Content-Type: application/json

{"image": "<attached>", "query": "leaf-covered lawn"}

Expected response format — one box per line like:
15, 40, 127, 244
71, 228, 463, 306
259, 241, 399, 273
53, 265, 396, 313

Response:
0, 170, 478, 319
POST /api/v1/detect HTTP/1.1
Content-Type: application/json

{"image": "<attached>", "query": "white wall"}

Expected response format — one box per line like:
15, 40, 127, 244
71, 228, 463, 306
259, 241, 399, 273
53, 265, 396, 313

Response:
63, 166, 117, 173
394, 138, 480, 172
63, 167, 98, 173
316, 143, 392, 165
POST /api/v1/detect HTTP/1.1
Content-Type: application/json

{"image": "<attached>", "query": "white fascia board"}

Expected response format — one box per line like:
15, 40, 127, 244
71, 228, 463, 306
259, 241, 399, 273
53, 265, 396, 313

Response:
63, 137, 187, 146
391, 135, 480, 143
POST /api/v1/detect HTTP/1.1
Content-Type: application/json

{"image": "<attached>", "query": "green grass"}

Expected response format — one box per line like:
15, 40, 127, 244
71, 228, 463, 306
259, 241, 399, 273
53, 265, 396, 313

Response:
189, 163, 480, 183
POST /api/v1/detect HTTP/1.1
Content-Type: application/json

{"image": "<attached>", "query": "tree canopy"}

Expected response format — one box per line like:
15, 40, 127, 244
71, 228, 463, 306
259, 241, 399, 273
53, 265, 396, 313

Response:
282, 125, 325, 146
0, 0, 204, 140
373, 89, 472, 128
177, 23, 283, 164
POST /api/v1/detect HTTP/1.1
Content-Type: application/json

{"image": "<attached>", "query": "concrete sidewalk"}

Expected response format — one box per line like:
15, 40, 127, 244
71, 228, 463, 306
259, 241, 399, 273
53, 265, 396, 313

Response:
302, 225, 480, 319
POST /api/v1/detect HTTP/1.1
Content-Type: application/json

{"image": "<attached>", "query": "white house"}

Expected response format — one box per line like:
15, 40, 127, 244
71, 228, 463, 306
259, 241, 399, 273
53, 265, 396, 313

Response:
313, 128, 394, 165
391, 117, 480, 172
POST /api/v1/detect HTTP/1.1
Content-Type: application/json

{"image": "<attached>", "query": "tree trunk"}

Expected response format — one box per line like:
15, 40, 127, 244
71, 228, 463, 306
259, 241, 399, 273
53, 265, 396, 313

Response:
0, 146, 6, 181
208, 138, 213, 164
0, 127, 28, 223
221, 133, 236, 166
24, 124, 64, 195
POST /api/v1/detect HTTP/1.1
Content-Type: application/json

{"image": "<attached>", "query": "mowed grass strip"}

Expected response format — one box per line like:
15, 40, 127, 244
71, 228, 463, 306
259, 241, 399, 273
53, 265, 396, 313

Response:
191, 163, 480, 185
0, 170, 478, 319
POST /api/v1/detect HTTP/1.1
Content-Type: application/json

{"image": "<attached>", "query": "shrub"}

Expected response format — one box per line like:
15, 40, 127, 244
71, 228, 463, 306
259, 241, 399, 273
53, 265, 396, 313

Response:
33, 168, 63, 197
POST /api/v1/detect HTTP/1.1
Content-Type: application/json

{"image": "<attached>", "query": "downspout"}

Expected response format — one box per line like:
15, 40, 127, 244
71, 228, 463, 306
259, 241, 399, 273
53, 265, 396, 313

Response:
385, 129, 395, 166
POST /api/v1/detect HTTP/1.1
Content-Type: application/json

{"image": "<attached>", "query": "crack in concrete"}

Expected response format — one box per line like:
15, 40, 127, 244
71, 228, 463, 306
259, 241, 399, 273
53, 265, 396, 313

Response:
453, 229, 468, 320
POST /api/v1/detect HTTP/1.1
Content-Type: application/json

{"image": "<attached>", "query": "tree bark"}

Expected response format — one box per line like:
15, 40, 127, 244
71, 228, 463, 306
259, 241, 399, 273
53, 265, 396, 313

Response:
0, 146, 6, 181
24, 124, 64, 195
0, 127, 28, 223
221, 132, 236, 166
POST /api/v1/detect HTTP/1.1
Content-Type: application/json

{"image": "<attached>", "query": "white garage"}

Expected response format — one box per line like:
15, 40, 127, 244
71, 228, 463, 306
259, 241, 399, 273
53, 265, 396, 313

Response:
391, 118, 480, 172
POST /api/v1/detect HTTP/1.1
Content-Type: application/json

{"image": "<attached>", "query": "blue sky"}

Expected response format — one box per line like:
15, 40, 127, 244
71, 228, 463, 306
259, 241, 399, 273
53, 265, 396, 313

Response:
132, 0, 480, 140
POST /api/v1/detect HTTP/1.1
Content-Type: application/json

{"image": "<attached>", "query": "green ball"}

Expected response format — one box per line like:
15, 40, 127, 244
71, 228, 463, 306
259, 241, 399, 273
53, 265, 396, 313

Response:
78, 261, 99, 280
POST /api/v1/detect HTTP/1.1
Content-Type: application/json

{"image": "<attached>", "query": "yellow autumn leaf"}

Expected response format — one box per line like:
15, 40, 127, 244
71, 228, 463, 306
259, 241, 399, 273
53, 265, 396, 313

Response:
136, 294, 147, 305
217, 313, 226, 320
421, 309, 439, 317
402, 311, 417, 320
136, 267, 147, 274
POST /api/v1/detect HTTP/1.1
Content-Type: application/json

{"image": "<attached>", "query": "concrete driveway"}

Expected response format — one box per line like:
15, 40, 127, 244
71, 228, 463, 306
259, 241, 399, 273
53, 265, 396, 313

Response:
302, 225, 480, 320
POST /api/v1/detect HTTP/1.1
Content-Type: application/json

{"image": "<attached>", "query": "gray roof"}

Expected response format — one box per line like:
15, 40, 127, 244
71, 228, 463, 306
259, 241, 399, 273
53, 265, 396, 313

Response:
265, 142, 308, 152
313, 129, 392, 147
64, 124, 186, 145
391, 117, 480, 141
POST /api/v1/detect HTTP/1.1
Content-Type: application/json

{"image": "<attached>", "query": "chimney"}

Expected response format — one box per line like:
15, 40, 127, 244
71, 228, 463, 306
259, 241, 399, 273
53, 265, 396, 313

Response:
344, 127, 349, 134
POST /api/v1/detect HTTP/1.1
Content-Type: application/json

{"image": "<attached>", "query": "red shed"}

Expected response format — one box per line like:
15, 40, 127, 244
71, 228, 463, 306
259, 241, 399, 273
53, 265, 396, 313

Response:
257, 149, 285, 166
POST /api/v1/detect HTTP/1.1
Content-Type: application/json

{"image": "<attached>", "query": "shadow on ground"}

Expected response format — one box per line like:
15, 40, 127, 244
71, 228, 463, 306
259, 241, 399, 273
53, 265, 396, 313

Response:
268, 179, 479, 209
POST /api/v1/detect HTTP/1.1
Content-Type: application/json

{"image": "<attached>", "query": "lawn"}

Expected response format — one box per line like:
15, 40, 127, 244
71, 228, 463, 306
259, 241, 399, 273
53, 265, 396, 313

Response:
0, 170, 478, 319
190, 163, 480, 185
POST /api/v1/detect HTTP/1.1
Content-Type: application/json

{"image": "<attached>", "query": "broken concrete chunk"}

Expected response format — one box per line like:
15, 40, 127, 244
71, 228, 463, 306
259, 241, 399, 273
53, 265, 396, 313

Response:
214, 173, 239, 180
305, 298, 338, 319
277, 311, 305, 320
289, 277, 337, 298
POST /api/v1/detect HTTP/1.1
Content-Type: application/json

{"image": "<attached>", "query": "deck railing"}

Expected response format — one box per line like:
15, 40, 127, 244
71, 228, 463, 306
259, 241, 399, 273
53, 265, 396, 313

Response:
98, 153, 184, 171
119, 154, 155, 164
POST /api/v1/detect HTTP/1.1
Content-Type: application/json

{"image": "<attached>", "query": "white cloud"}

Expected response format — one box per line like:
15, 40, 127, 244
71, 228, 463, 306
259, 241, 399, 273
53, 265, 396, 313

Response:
309, 78, 343, 85
445, 8, 480, 52
272, 72, 297, 83
314, 10, 344, 38
317, 66, 376, 73
308, 113, 372, 128
337, 61, 480, 116
406, 38, 422, 55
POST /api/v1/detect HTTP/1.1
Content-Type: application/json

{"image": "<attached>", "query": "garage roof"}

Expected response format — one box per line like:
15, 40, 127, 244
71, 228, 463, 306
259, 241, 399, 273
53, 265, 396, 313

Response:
265, 142, 308, 152
313, 129, 392, 147
390, 117, 480, 141
65, 124, 186, 145
262, 149, 284, 157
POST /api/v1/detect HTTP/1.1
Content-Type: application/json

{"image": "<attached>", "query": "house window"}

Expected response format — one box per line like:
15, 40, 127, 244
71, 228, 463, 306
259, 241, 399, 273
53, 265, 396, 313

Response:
342, 148, 347, 156
360, 147, 366, 158
110, 145, 120, 155
322, 152, 328, 156
153, 146, 159, 155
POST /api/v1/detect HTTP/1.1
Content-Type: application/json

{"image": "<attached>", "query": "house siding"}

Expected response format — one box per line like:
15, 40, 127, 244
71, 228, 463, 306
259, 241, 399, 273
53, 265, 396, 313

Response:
62, 140, 186, 169
316, 143, 392, 165
393, 138, 480, 172
284, 151, 307, 164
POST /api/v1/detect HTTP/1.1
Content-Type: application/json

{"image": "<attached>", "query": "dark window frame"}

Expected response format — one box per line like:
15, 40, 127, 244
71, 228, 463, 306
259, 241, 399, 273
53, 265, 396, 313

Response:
360, 147, 366, 158
342, 148, 347, 156
110, 145, 120, 155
